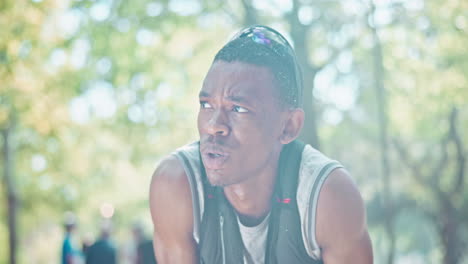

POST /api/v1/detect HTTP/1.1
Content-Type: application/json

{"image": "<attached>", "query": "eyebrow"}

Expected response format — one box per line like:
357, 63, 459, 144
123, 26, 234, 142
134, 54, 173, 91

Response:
199, 91, 210, 98
226, 95, 250, 104
199, 91, 251, 104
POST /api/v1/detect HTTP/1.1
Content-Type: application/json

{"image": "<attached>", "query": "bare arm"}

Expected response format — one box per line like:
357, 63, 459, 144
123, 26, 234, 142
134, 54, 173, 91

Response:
149, 155, 199, 264
316, 168, 373, 264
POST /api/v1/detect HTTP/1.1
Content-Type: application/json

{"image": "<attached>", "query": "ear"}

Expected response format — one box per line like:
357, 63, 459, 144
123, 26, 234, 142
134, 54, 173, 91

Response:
280, 108, 305, 145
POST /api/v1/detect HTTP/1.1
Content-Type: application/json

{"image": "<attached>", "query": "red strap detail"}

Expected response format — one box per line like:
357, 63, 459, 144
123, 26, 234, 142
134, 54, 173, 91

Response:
276, 197, 291, 204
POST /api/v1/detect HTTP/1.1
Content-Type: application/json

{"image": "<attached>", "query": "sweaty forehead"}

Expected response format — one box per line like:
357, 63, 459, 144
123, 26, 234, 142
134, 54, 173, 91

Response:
201, 61, 279, 104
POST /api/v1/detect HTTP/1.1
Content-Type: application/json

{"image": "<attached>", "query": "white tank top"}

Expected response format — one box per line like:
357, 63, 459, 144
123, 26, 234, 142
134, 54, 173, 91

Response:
238, 213, 270, 264
173, 142, 342, 263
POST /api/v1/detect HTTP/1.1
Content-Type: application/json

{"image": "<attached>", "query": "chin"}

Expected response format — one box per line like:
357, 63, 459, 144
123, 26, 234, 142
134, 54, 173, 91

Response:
207, 174, 227, 187
206, 171, 234, 187
209, 181, 229, 187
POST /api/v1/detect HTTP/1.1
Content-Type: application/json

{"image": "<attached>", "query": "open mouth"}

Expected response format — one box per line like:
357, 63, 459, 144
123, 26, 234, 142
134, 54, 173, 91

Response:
202, 150, 229, 170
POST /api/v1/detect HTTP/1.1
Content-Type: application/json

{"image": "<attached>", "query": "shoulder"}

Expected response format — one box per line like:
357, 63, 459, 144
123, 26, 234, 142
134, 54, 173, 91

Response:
149, 154, 200, 262
87, 242, 97, 253
107, 240, 117, 250
150, 154, 191, 197
152, 154, 187, 182
316, 168, 367, 247
150, 154, 192, 211
316, 168, 372, 258
149, 154, 194, 233
150, 142, 200, 186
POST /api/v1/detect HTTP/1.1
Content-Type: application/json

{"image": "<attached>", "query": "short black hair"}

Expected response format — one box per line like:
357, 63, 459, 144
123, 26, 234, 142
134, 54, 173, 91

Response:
213, 26, 303, 108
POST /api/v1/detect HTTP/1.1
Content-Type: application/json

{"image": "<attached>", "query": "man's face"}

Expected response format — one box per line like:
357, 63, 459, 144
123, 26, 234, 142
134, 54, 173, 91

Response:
198, 61, 286, 186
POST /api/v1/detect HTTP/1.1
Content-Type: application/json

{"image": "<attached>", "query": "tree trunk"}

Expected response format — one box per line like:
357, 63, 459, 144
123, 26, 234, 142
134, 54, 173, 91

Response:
238, 0, 320, 148
299, 64, 320, 149
292, 37, 321, 149
439, 108, 465, 264
369, 3, 395, 264
394, 108, 466, 264
288, 2, 320, 149
441, 217, 459, 264
2, 117, 18, 264
438, 197, 461, 264
241, 0, 257, 26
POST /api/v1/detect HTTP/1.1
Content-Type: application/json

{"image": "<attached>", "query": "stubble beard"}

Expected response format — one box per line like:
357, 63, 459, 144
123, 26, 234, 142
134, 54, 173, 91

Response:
207, 171, 233, 187
206, 169, 249, 188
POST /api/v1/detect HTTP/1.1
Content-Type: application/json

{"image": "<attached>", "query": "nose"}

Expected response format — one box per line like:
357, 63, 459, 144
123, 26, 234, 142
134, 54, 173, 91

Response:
204, 109, 230, 136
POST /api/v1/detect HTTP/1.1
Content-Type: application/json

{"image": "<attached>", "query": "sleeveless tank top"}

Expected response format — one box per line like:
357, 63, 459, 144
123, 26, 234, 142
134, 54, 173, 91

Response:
172, 142, 342, 262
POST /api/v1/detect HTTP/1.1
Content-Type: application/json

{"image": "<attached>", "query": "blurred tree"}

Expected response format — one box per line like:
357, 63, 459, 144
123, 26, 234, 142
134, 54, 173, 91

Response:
368, 1, 395, 263
394, 108, 467, 264
1, 111, 18, 264
369, 0, 468, 263
0, 1, 59, 262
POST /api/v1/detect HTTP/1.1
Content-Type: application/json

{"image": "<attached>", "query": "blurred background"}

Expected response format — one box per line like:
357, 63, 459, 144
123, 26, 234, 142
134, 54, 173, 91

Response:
1, 0, 467, 263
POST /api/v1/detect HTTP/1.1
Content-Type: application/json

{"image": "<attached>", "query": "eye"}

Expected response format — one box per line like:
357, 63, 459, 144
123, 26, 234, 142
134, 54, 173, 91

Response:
200, 101, 212, 109
232, 105, 249, 113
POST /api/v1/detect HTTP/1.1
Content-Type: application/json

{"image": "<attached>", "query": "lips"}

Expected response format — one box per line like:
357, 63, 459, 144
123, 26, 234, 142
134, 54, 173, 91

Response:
200, 146, 230, 170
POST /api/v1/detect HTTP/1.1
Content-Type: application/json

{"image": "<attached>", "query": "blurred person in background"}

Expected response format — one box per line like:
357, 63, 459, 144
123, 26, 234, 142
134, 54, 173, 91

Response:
132, 223, 157, 264
61, 212, 82, 264
81, 232, 94, 256
85, 220, 117, 264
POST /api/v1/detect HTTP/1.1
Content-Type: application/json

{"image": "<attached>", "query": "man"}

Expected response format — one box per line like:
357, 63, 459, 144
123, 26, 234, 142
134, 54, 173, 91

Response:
61, 213, 80, 264
150, 25, 373, 263
85, 221, 117, 264
133, 223, 157, 264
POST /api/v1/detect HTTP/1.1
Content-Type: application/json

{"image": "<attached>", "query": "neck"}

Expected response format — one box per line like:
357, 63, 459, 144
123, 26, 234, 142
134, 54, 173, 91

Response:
223, 152, 280, 227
